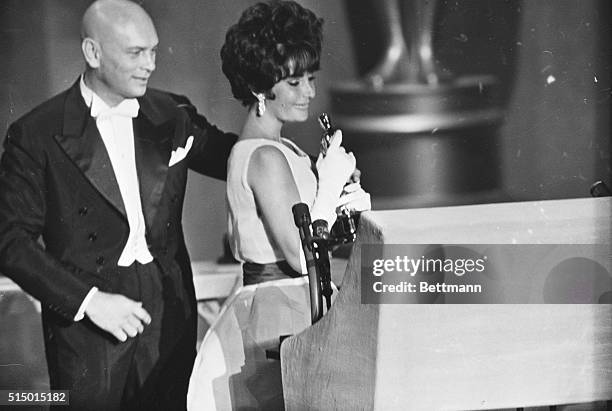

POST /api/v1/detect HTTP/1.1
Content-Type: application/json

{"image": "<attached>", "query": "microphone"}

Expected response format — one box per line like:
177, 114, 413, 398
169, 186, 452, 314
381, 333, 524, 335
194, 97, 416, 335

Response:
311, 219, 329, 240
292, 203, 323, 323
292, 202, 313, 248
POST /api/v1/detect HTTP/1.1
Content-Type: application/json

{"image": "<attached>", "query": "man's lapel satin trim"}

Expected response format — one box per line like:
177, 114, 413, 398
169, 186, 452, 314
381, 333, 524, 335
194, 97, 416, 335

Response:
54, 82, 127, 218
53, 80, 175, 227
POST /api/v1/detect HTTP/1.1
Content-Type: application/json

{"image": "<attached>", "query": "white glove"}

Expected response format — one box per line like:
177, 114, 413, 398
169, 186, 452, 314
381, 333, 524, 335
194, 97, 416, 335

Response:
311, 130, 356, 226
337, 185, 371, 213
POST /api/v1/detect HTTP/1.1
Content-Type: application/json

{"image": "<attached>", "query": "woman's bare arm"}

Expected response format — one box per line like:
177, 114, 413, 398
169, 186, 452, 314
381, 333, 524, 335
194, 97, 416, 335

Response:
247, 145, 305, 273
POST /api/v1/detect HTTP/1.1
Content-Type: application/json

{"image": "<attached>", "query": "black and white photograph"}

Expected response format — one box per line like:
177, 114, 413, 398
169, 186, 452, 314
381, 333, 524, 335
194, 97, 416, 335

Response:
0, 0, 610, 410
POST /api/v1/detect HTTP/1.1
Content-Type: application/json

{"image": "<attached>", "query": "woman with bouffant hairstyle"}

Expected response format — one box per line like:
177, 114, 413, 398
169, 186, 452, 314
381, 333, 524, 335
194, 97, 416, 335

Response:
221, 0, 323, 107
220, 0, 368, 284
188, 2, 369, 409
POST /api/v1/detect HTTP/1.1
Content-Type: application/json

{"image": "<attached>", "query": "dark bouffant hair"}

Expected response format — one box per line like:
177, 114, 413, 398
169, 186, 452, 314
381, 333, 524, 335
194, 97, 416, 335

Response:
220, 1, 323, 106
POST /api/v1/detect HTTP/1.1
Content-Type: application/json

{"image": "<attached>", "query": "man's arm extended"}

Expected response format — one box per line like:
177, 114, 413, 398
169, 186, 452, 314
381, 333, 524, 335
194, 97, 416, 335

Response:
171, 93, 238, 180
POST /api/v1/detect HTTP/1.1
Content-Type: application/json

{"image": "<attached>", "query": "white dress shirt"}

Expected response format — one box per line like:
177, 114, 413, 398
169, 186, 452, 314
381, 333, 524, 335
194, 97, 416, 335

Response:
74, 75, 154, 320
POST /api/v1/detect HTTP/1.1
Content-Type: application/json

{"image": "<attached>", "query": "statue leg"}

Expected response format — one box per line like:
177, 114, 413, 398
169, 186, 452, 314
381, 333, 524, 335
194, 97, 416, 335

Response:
410, 0, 440, 84
363, 0, 410, 87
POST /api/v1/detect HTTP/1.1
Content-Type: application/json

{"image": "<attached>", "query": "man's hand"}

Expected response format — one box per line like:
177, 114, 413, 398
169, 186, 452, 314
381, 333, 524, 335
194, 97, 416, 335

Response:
84, 291, 152, 342
348, 167, 361, 184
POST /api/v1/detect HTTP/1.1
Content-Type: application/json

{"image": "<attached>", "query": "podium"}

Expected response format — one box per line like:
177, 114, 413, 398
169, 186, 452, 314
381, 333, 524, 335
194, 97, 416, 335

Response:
281, 197, 612, 410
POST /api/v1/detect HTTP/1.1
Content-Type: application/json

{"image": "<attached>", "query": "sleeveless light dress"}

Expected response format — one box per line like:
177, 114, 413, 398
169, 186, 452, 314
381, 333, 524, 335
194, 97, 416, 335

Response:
188, 138, 327, 410
226, 138, 317, 271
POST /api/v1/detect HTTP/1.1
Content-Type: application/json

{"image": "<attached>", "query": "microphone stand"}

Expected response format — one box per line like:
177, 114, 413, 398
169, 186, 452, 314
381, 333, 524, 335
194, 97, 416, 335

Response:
292, 203, 324, 324
311, 220, 333, 311
266, 204, 354, 360
293, 203, 360, 324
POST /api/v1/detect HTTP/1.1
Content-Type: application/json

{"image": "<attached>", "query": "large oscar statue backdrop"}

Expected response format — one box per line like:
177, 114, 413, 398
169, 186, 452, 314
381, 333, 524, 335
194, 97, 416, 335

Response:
334, 0, 521, 208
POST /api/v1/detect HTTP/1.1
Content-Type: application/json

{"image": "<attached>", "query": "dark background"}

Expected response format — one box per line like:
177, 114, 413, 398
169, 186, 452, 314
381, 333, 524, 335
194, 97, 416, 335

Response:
1, 0, 609, 261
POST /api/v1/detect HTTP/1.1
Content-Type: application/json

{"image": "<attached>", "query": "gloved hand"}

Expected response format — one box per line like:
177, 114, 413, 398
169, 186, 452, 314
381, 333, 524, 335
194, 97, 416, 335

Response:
311, 130, 356, 226
337, 183, 371, 213
315, 130, 355, 188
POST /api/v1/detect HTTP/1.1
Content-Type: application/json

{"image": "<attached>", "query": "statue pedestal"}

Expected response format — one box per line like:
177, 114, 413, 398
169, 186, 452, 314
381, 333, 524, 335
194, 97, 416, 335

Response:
332, 75, 507, 208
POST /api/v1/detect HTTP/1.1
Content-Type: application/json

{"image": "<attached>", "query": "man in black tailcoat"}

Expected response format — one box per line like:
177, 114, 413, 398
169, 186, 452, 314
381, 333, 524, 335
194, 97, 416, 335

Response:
0, 0, 236, 409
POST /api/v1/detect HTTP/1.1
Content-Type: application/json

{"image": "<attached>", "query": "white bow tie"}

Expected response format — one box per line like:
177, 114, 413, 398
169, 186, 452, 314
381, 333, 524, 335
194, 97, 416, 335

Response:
91, 98, 140, 119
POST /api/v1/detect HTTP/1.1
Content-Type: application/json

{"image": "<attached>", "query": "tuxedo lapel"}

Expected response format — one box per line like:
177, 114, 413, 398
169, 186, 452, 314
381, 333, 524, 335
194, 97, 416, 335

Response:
54, 81, 177, 227
54, 82, 127, 218
133, 116, 172, 230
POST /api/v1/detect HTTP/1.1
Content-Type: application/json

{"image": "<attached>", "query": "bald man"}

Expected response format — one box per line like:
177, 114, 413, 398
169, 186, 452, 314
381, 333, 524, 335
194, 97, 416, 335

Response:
0, 1, 236, 409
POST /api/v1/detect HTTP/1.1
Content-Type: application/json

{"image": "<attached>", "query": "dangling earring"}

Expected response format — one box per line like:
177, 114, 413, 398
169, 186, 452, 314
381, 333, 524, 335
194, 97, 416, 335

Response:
255, 94, 266, 117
